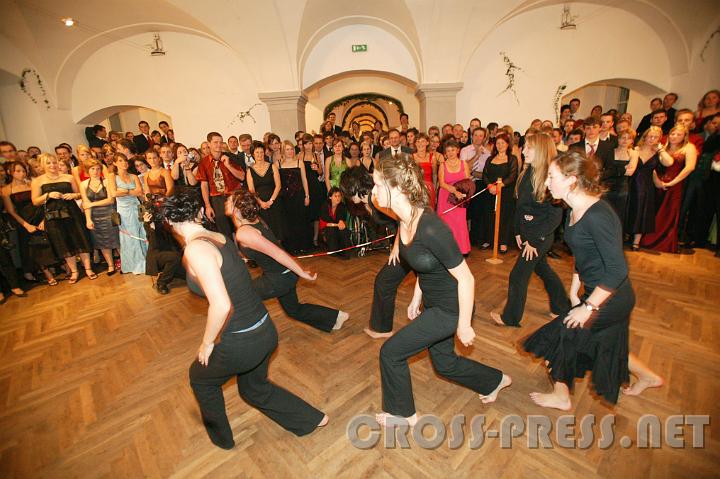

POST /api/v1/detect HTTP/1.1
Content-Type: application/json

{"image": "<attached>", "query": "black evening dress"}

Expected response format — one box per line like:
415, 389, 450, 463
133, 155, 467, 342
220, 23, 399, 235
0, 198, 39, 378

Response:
250, 166, 283, 241
626, 153, 659, 234
41, 181, 91, 258
303, 156, 326, 222
9, 189, 56, 269
280, 161, 311, 253
482, 155, 518, 246
524, 200, 633, 404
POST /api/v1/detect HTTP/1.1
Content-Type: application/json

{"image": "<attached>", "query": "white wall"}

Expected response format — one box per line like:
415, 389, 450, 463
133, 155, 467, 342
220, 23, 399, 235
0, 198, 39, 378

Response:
457, 3, 671, 131
305, 73, 419, 134
72, 32, 271, 148
302, 24, 418, 89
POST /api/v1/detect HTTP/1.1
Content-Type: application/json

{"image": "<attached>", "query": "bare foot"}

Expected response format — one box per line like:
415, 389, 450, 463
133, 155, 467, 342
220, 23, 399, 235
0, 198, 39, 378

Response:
529, 391, 572, 411
364, 327, 393, 339
622, 374, 664, 396
375, 412, 418, 427
490, 311, 505, 326
333, 311, 350, 330
479, 374, 512, 404
317, 414, 329, 427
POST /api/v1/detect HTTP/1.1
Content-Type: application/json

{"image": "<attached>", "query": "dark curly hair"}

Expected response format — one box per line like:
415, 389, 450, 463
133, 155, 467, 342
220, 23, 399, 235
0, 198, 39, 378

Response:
339, 166, 373, 199
230, 188, 261, 222
161, 187, 202, 223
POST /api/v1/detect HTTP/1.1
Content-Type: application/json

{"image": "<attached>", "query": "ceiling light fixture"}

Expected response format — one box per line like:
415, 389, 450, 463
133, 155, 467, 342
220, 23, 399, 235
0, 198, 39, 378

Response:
61, 17, 76, 27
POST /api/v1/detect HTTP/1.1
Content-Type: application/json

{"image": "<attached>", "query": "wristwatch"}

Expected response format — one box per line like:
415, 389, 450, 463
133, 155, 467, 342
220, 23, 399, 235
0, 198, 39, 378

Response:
583, 300, 599, 312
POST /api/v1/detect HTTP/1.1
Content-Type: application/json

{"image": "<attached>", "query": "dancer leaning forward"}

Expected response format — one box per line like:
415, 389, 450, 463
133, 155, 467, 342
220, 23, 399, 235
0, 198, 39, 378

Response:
371, 154, 511, 427
162, 189, 327, 449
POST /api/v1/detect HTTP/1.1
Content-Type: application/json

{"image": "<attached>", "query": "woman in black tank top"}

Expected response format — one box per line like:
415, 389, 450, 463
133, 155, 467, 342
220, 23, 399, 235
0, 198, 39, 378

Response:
162, 189, 327, 450
226, 189, 349, 332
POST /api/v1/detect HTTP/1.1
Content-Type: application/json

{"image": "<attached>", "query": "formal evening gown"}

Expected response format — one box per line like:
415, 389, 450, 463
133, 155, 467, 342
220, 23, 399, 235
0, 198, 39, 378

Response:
437, 162, 471, 254
640, 151, 686, 252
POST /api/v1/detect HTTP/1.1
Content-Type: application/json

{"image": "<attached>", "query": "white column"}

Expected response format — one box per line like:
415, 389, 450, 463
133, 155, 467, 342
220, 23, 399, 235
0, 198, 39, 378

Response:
258, 90, 308, 141
415, 82, 463, 131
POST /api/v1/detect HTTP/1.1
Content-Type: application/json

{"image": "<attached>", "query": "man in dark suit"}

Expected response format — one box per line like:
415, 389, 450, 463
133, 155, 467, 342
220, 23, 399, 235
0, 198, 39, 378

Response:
636, 98, 663, 137
326, 112, 343, 136
377, 128, 413, 162
599, 112, 619, 149
569, 117, 614, 175
158, 121, 171, 144
134, 120, 152, 153
88, 124, 108, 148
663, 93, 678, 127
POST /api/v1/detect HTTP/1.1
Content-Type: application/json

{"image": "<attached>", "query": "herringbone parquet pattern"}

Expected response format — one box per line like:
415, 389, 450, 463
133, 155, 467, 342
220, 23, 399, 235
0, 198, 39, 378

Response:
1, 247, 718, 478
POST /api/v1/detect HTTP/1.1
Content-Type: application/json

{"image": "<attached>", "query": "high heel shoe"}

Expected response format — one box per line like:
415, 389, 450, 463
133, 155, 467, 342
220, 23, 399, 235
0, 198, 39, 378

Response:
68, 270, 80, 284
85, 268, 98, 280
631, 244, 640, 251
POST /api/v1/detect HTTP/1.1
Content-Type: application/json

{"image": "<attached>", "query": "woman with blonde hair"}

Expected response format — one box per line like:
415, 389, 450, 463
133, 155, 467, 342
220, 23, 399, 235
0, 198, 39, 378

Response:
640, 124, 696, 252
491, 133, 570, 327
626, 126, 674, 250
278, 140, 311, 253
524, 151, 663, 410
31, 153, 95, 283
374, 153, 510, 426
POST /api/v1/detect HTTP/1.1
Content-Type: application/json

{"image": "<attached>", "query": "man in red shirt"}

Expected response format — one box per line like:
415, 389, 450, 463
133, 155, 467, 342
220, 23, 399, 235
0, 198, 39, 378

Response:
196, 131, 245, 237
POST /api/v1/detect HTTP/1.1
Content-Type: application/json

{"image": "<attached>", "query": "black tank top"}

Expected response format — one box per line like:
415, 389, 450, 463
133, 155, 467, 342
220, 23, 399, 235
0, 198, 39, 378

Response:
194, 236, 268, 332
237, 222, 287, 274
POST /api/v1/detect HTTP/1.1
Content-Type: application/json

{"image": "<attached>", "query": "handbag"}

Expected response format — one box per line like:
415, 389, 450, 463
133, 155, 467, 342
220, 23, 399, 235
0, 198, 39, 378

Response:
111, 211, 121, 226
28, 231, 50, 247
447, 178, 476, 207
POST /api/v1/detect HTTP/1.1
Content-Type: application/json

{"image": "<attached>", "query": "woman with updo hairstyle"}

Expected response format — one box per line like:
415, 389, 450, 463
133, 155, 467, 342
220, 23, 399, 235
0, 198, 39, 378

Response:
227, 189, 348, 332
523, 151, 663, 411
161, 188, 327, 450
109, 152, 147, 274
372, 153, 510, 427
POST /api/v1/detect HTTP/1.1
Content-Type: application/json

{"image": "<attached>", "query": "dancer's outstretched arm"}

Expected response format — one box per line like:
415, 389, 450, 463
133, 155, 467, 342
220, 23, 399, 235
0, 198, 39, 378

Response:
236, 226, 315, 281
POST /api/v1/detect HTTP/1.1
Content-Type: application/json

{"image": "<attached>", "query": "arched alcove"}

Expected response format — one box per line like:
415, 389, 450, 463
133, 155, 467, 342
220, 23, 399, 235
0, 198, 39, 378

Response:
563, 78, 665, 125
77, 105, 172, 137
304, 70, 419, 134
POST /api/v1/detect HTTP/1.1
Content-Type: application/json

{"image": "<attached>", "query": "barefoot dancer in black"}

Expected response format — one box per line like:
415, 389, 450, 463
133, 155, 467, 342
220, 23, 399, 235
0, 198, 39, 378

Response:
163, 189, 327, 449
372, 155, 511, 426
339, 166, 410, 339
226, 189, 349, 332
524, 151, 663, 410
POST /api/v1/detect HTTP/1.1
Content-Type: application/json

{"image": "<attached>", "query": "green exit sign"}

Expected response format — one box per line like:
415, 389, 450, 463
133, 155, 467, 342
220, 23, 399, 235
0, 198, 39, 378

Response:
352, 44, 367, 52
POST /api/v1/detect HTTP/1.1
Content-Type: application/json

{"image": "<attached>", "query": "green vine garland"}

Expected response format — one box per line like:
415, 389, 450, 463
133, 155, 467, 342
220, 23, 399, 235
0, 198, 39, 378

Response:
19, 69, 51, 110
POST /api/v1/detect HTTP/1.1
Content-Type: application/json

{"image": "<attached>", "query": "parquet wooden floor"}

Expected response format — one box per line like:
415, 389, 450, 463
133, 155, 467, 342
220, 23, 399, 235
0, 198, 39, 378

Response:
1, 246, 718, 478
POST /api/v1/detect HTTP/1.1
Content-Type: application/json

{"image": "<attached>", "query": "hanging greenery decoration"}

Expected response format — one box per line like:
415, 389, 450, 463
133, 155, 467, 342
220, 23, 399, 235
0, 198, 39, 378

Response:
553, 83, 567, 124
498, 51, 522, 103
228, 103, 261, 128
700, 26, 719, 62
19, 68, 51, 110
324, 93, 404, 120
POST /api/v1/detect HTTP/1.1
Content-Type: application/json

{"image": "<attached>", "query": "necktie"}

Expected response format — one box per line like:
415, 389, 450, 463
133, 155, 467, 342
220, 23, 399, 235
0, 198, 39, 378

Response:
589, 143, 596, 155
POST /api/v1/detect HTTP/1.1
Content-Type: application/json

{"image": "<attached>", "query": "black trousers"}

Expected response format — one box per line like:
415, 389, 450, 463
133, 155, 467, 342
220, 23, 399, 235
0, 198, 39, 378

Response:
189, 319, 324, 449
501, 234, 570, 326
154, 251, 180, 288
0, 247, 20, 290
210, 194, 234, 238
380, 306, 503, 417
253, 272, 338, 332
370, 259, 412, 333
322, 226, 351, 253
